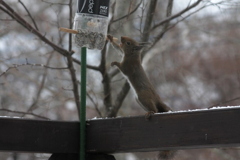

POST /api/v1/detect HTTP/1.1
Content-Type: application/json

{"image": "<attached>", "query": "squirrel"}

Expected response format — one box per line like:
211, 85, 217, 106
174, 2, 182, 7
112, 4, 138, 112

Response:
107, 35, 172, 114
107, 35, 175, 160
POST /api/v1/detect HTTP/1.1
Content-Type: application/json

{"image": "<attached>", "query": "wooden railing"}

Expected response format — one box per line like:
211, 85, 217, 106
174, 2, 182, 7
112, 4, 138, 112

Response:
1, 107, 240, 159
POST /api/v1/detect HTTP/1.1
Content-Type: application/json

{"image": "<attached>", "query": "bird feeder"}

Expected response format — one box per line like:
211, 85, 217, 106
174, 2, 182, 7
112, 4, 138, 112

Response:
73, 0, 110, 50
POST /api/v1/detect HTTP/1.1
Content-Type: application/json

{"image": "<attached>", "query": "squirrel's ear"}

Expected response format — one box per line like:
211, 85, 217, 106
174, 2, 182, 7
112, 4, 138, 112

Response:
139, 42, 151, 46
133, 45, 145, 51
133, 42, 151, 51
139, 42, 151, 48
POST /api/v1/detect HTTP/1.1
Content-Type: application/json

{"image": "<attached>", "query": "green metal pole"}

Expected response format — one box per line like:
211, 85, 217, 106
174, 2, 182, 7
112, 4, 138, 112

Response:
80, 47, 87, 160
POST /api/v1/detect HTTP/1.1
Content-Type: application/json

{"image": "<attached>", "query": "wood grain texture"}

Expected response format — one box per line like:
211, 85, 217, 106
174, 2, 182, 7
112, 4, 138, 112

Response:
0, 107, 240, 153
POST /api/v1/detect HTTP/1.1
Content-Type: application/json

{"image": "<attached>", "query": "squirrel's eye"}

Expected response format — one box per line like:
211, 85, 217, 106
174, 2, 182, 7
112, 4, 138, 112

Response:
126, 41, 131, 46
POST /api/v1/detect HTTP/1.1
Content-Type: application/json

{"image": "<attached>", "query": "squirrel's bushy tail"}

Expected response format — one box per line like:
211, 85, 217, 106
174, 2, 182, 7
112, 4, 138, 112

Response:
158, 150, 176, 160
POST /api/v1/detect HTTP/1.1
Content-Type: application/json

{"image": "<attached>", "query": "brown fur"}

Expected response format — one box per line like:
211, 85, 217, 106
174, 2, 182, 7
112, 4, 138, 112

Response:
108, 35, 175, 160
109, 36, 172, 113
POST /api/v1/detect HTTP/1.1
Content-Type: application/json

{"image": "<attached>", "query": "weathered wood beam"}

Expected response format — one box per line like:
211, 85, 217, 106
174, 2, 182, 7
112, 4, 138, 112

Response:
0, 107, 240, 153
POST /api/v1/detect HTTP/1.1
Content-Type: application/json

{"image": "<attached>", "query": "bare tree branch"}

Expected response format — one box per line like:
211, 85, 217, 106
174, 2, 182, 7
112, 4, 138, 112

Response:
18, 0, 39, 31
68, 0, 73, 52
209, 96, 240, 109
141, 0, 158, 58
0, 108, 49, 120
163, 5, 206, 35
66, 0, 81, 118
66, 53, 81, 117
0, 59, 69, 77
147, 0, 174, 51
107, 80, 130, 117
110, 0, 142, 24
149, 1, 208, 50
41, 0, 68, 6
127, 0, 135, 20
141, 0, 158, 42
151, 0, 203, 31
86, 91, 102, 117
99, 41, 113, 113
0, 5, 26, 27
26, 54, 54, 113
0, 1, 69, 55
109, 68, 120, 79
0, 18, 14, 21
0, 1, 100, 71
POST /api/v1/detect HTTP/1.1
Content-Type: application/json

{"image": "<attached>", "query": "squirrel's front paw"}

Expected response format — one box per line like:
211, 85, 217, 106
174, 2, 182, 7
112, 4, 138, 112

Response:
145, 111, 155, 120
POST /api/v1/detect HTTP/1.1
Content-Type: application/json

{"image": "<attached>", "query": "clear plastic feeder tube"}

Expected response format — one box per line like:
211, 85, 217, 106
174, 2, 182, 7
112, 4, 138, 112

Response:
73, 0, 110, 50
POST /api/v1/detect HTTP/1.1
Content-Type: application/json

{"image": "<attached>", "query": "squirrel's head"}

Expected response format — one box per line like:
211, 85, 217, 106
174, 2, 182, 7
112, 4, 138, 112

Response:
120, 36, 146, 56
